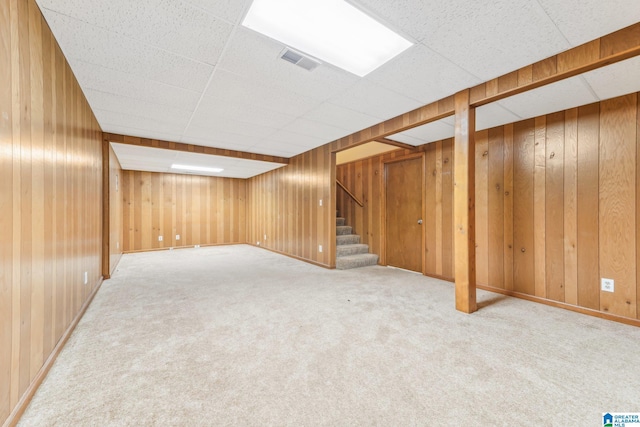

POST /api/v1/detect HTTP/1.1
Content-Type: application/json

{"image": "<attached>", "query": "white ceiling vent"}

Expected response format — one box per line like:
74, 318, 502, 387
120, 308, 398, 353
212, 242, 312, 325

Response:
279, 47, 320, 71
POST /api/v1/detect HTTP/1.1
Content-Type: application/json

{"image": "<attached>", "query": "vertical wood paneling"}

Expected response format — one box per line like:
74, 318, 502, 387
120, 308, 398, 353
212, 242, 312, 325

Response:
545, 112, 565, 302
1, 1, 103, 423
435, 141, 443, 275
475, 130, 489, 285
425, 144, 437, 273
488, 127, 505, 288
0, 0, 13, 419
121, 171, 246, 252
247, 147, 332, 267
564, 108, 579, 305
599, 94, 637, 318
513, 119, 535, 294
442, 139, 454, 279
577, 103, 600, 310
108, 145, 123, 275
503, 124, 515, 290
534, 116, 547, 297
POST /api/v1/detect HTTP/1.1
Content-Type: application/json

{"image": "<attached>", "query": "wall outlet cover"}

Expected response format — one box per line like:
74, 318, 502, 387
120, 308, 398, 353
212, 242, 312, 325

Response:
319, 245, 323, 252
601, 278, 614, 293
158, 235, 163, 241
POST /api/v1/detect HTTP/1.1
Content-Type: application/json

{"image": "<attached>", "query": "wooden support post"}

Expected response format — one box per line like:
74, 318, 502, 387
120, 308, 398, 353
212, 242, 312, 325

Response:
454, 90, 477, 313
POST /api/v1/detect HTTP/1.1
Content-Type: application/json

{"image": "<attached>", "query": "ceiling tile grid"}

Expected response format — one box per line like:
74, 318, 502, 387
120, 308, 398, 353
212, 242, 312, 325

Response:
35, 0, 640, 178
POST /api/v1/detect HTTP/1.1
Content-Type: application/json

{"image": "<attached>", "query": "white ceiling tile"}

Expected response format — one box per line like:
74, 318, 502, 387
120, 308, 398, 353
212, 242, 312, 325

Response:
499, 76, 599, 120
182, 0, 250, 24
328, 80, 424, 120
537, 0, 640, 46
249, 140, 301, 155
69, 60, 201, 111
202, 69, 320, 117
41, 10, 213, 92
98, 109, 188, 135
180, 128, 259, 149
476, 102, 522, 131
282, 118, 349, 141
356, 0, 569, 80
388, 118, 455, 146
111, 143, 286, 179
188, 113, 279, 139
367, 43, 481, 104
103, 125, 183, 143
39, 0, 233, 65
85, 89, 194, 125
218, 28, 359, 102
582, 56, 640, 102
266, 129, 329, 147
303, 103, 381, 131
194, 98, 296, 130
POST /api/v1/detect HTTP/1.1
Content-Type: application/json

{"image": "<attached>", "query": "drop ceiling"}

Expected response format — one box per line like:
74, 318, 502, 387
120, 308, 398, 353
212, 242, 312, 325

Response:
36, 0, 640, 177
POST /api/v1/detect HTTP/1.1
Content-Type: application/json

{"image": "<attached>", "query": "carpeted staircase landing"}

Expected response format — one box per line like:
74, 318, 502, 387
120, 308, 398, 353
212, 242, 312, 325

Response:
336, 215, 379, 270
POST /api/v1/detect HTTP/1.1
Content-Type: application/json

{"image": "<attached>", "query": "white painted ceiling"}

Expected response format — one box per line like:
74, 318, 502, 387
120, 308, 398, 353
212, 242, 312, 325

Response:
36, 0, 640, 177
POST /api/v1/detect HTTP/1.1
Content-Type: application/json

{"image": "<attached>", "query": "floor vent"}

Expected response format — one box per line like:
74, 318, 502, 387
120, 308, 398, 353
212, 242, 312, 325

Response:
279, 47, 320, 71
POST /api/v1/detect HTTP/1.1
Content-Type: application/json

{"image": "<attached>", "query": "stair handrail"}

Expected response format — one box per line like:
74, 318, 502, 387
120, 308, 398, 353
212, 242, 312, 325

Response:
336, 179, 364, 207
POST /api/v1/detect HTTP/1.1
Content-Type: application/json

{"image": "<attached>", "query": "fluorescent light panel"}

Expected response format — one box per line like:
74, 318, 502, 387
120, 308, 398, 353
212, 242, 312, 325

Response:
242, 0, 413, 77
171, 164, 224, 173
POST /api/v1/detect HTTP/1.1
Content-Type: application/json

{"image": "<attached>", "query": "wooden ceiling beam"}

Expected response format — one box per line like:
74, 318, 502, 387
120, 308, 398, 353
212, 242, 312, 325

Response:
469, 22, 640, 107
375, 137, 417, 150
105, 133, 290, 165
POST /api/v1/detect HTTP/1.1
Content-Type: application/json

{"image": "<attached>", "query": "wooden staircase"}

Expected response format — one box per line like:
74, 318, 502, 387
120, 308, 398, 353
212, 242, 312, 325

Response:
335, 216, 379, 270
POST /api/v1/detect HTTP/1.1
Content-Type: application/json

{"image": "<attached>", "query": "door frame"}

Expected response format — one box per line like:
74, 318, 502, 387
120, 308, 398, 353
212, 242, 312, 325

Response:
381, 152, 426, 274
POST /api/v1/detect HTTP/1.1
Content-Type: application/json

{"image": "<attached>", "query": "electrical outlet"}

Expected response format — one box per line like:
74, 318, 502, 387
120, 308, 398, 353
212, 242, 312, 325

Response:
318, 245, 323, 253
158, 235, 163, 242
257, 241, 260, 245
83, 271, 88, 285
176, 234, 180, 240
116, 241, 119, 249
264, 234, 267, 240
601, 278, 614, 293
319, 199, 323, 206
194, 245, 200, 248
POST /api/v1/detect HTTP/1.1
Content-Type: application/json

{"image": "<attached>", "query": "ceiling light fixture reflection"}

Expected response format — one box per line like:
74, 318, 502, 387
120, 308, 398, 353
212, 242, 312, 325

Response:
171, 164, 224, 173
242, 0, 413, 77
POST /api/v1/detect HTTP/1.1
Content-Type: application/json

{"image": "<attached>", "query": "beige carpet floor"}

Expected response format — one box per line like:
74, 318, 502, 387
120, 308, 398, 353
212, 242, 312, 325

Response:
19, 245, 640, 426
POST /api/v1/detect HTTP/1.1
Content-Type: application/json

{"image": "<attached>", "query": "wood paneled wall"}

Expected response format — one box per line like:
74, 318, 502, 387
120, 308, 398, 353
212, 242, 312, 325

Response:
0, 0, 103, 424
246, 145, 335, 267
337, 92, 640, 321
108, 145, 123, 274
121, 171, 246, 252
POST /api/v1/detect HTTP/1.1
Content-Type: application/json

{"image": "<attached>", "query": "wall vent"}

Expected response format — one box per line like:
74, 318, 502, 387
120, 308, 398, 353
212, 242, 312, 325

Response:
279, 47, 320, 71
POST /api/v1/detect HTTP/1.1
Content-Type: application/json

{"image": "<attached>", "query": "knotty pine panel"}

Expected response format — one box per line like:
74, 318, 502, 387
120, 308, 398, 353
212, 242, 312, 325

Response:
1, 0, 103, 423
121, 171, 246, 252
246, 145, 334, 267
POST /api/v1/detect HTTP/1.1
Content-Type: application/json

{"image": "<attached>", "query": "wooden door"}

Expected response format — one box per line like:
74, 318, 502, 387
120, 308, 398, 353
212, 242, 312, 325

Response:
385, 157, 424, 272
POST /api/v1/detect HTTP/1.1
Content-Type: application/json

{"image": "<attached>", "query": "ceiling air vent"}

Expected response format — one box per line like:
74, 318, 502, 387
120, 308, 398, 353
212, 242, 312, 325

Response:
279, 47, 320, 71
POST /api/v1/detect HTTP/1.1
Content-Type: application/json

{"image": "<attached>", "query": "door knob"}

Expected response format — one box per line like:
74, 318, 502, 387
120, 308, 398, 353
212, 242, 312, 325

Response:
417, 219, 423, 225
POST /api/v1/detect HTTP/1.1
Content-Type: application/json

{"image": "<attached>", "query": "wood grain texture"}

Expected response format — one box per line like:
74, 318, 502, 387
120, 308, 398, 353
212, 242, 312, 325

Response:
385, 156, 424, 272
453, 90, 477, 313
122, 171, 246, 252
488, 127, 505, 289
108, 145, 123, 275
599, 94, 637, 318
469, 23, 640, 107
513, 119, 536, 295
475, 130, 489, 285
564, 108, 579, 306
577, 103, 600, 310
247, 147, 333, 267
1, 1, 103, 424
503, 124, 515, 291
545, 112, 565, 302
534, 116, 547, 298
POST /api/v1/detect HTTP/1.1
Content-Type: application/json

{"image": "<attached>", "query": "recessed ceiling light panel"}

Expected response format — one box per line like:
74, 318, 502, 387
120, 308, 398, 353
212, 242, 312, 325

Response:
242, 0, 413, 77
171, 164, 224, 173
